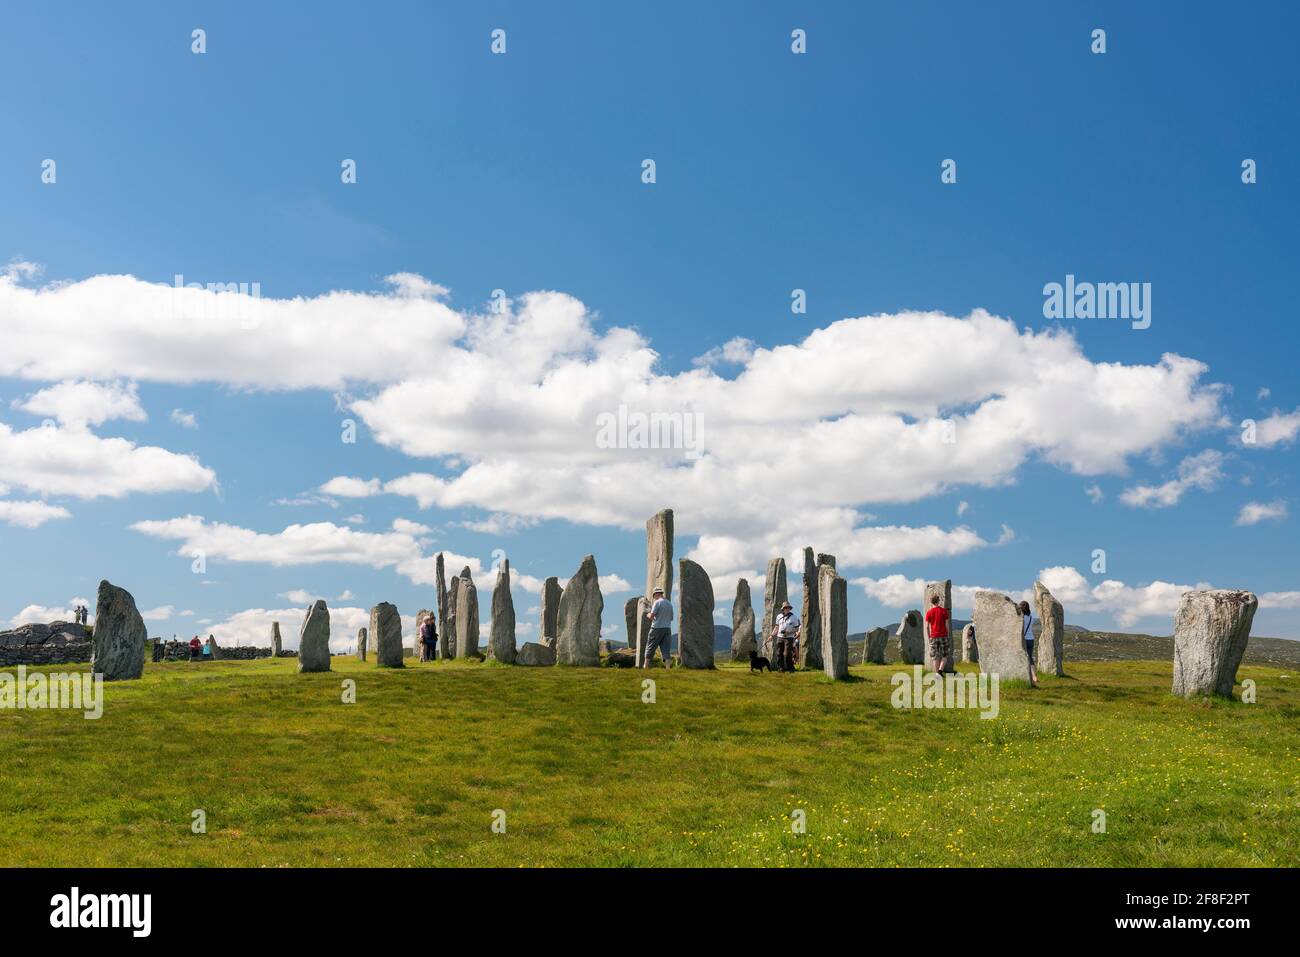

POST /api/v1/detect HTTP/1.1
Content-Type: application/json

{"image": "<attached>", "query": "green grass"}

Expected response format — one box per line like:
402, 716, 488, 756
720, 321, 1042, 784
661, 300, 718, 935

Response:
2, 656, 1296, 866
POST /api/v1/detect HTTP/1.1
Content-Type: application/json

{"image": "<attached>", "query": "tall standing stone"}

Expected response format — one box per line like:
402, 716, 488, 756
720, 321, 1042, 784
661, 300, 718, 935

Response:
357, 627, 368, 661
973, 591, 1029, 680
91, 580, 146, 681
455, 573, 480, 659
865, 627, 889, 664
761, 557, 788, 660
819, 565, 849, 680
1033, 581, 1065, 677
624, 597, 639, 648
923, 580, 953, 671
446, 576, 461, 659
798, 548, 821, 670
730, 578, 757, 661
961, 622, 978, 663
540, 576, 562, 649
557, 555, 603, 666
436, 553, 451, 660
297, 600, 331, 673
489, 559, 517, 664
270, 621, 282, 657
1172, 589, 1257, 698
371, 602, 404, 668
897, 610, 925, 665
634, 597, 653, 666
206, 635, 220, 660
677, 559, 715, 669
645, 509, 674, 602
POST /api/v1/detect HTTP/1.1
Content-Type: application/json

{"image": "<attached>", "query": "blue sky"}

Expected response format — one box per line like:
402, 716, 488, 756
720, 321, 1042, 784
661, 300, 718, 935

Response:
1, 1, 1297, 645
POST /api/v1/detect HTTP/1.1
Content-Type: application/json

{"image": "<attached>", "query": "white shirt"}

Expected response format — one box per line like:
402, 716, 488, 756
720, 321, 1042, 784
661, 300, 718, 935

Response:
775, 612, 800, 637
649, 598, 674, 628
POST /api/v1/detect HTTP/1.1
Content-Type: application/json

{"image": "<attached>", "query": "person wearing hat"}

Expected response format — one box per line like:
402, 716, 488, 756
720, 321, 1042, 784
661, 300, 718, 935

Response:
772, 601, 801, 672
642, 586, 674, 667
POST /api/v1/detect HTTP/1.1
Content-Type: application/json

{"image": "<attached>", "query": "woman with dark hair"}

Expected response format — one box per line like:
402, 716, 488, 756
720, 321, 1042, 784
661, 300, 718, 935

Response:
1018, 600, 1039, 687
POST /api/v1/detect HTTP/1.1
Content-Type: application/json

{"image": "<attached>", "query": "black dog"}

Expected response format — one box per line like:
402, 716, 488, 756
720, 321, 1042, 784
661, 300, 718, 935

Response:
749, 650, 771, 673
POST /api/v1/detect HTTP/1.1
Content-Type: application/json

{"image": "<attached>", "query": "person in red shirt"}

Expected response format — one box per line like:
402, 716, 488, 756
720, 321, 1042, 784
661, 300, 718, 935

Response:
924, 595, 952, 674
188, 636, 202, 662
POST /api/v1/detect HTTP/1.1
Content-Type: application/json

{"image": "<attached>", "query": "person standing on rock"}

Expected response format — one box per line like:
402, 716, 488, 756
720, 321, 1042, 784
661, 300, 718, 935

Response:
924, 594, 953, 674
772, 601, 800, 673
1019, 600, 1039, 687
642, 586, 673, 668
419, 614, 438, 662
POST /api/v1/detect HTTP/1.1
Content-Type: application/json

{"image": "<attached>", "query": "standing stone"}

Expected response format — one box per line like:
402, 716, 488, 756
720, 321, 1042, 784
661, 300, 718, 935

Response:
1033, 581, 1065, 677
455, 573, 480, 659
819, 565, 849, 680
270, 621, 282, 657
297, 600, 331, 673
370, 602, 403, 668
645, 509, 674, 602
634, 597, 652, 666
865, 627, 889, 665
624, 597, 639, 649
357, 627, 368, 661
205, 635, 220, 660
973, 591, 1029, 680
436, 553, 452, 660
923, 580, 953, 671
730, 578, 757, 661
557, 555, 603, 666
677, 559, 715, 669
540, 576, 562, 649
897, 610, 925, 665
761, 557, 788, 660
961, 623, 978, 663
446, 576, 460, 659
1172, 589, 1257, 698
91, 580, 146, 681
798, 548, 821, 670
489, 559, 517, 664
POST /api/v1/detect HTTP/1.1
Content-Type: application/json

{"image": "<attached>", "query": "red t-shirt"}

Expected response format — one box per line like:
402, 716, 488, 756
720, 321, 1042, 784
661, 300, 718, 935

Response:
925, 605, 949, 638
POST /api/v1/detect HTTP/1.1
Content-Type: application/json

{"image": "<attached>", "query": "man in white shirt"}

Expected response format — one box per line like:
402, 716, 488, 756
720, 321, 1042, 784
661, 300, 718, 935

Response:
642, 586, 674, 668
772, 601, 801, 672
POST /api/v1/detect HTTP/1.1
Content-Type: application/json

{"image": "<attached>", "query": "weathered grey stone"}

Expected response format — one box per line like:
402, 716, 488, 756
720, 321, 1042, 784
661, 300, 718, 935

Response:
819, 565, 849, 680
730, 578, 757, 661
557, 555, 603, 666
897, 610, 924, 665
973, 591, 1029, 680
1172, 589, 1257, 698
297, 600, 331, 672
923, 580, 953, 671
678, 559, 715, 669
865, 627, 889, 664
436, 553, 452, 660
270, 621, 282, 657
799, 548, 822, 670
489, 559, 517, 664
1033, 581, 1065, 676
761, 557, 787, 659
624, 597, 639, 649
205, 635, 220, 660
516, 641, 556, 666
634, 597, 651, 666
645, 509, 674, 602
357, 627, 368, 661
603, 647, 638, 668
91, 580, 146, 681
455, 573, 480, 659
447, 576, 460, 659
540, 576, 562, 647
371, 602, 404, 667
961, 623, 978, 663
817, 554, 837, 570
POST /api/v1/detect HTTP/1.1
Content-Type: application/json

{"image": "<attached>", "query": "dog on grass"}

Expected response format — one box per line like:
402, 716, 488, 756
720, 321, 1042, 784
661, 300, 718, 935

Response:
749, 650, 771, 673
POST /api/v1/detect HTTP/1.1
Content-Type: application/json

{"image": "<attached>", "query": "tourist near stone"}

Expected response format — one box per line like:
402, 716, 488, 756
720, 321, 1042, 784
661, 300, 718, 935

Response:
961, 622, 978, 663
799, 547, 822, 670
270, 621, 282, 657
1172, 589, 1258, 698
490, 559, 517, 664
923, 579, 952, 671
357, 626, 368, 661
730, 578, 756, 661
677, 559, 715, 669
516, 641, 557, 666
761, 556, 787, 659
455, 573, 480, 660
414, 609, 434, 661
91, 579, 146, 681
1033, 581, 1065, 676
540, 576, 562, 649
865, 626, 889, 665
897, 609, 924, 665
557, 554, 603, 666
818, 564, 849, 680
972, 591, 1028, 679
371, 602, 404, 668
436, 553, 451, 660
297, 600, 331, 673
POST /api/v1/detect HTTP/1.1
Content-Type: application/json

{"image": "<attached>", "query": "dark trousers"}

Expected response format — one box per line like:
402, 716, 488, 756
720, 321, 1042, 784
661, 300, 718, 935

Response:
423, 640, 438, 661
774, 636, 797, 672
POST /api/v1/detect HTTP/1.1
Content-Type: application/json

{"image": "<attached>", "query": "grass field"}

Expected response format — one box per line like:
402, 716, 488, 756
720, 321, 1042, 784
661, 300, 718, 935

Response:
2, 656, 1297, 867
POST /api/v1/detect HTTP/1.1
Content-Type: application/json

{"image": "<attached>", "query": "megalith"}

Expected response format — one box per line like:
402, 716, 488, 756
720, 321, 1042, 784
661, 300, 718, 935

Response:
270, 620, 282, 656
1172, 589, 1257, 698
556, 555, 603, 666
206, 635, 220, 660
454, 573, 480, 659
799, 548, 822, 670
730, 578, 757, 661
678, 559, 715, 669
961, 622, 978, 663
624, 597, 639, 649
489, 559, 517, 664
818, 565, 849, 680
91, 579, 146, 681
1033, 581, 1065, 676
540, 576, 562, 649
435, 553, 451, 660
371, 602, 404, 668
761, 557, 788, 659
973, 591, 1029, 680
357, 626, 368, 661
865, 627, 889, 665
516, 641, 557, 666
897, 610, 925, 665
923, 580, 953, 671
297, 600, 331, 672
645, 509, 674, 600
